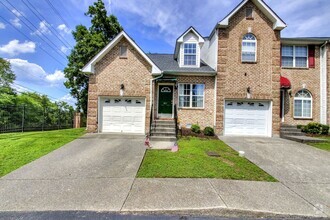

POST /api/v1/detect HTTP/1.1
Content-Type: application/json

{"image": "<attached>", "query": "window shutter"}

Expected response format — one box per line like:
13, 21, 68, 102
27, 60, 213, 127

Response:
308, 45, 315, 68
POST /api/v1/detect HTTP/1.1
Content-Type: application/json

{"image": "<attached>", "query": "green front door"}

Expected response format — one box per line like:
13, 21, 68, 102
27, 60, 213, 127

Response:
158, 85, 173, 115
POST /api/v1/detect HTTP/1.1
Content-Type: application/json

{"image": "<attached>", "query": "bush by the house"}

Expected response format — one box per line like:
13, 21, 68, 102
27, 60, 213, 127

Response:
203, 126, 215, 136
297, 125, 305, 130
191, 124, 201, 133
302, 122, 329, 135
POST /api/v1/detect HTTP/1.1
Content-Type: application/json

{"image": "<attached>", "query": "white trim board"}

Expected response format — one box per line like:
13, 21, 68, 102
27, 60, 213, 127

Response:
82, 31, 161, 74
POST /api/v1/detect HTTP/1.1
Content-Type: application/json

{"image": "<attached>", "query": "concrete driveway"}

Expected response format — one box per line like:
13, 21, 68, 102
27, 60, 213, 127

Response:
0, 133, 146, 211
220, 136, 330, 215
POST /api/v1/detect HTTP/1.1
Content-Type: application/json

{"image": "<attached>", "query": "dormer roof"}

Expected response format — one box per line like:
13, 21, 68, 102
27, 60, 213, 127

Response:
217, 0, 286, 30
174, 26, 205, 59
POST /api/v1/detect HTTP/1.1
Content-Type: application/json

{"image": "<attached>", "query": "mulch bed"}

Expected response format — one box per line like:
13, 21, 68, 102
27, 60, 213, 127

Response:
179, 127, 218, 139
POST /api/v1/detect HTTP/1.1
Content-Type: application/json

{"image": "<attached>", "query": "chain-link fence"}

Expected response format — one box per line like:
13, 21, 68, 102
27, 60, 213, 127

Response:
0, 104, 74, 133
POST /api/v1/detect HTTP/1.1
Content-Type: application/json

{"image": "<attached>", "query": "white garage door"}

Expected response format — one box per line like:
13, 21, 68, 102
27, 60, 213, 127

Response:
101, 98, 145, 134
224, 100, 271, 136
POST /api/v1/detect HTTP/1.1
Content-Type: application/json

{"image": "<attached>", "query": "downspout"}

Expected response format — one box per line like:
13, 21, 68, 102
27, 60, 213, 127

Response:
320, 41, 328, 124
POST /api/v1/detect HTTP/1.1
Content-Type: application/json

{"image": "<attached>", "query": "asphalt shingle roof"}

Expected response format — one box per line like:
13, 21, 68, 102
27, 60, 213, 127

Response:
147, 54, 216, 75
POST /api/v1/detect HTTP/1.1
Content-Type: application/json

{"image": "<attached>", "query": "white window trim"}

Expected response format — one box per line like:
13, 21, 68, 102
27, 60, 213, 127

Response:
282, 45, 309, 68
183, 43, 197, 66
241, 34, 257, 62
293, 90, 313, 119
178, 83, 205, 109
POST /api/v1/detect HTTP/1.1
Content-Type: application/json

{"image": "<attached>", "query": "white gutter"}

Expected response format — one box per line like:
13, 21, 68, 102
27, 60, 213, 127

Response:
320, 41, 328, 124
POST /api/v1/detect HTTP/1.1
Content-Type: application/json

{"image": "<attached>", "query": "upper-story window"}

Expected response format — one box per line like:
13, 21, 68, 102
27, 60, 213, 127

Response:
246, 8, 253, 19
282, 45, 308, 68
184, 43, 197, 66
242, 33, 257, 62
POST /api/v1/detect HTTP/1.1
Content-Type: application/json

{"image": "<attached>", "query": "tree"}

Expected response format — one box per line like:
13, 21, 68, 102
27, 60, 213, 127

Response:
0, 58, 16, 94
64, 0, 122, 113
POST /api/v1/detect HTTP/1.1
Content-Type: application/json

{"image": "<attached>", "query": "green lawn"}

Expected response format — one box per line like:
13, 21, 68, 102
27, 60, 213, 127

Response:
309, 136, 330, 152
0, 128, 86, 177
137, 137, 276, 181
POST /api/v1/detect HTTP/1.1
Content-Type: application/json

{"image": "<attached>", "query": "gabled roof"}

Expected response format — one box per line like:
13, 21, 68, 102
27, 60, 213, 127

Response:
218, 0, 286, 30
147, 54, 216, 75
82, 31, 161, 75
174, 26, 205, 59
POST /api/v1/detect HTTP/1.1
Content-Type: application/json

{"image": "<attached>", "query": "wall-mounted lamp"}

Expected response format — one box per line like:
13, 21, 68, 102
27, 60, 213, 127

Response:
288, 89, 292, 97
246, 87, 251, 99
120, 84, 125, 96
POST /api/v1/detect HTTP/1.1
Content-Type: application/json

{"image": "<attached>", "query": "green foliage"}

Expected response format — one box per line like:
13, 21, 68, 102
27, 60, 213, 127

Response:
64, 0, 122, 113
203, 126, 215, 136
191, 124, 201, 133
137, 137, 276, 181
0, 58, 16, 95
302, 122, 329, 135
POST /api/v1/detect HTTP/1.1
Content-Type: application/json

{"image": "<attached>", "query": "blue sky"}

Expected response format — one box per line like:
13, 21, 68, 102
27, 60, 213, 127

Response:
0, 0, 329, 106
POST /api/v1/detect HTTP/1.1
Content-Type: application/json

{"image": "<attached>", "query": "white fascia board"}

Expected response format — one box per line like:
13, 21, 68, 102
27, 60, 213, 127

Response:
218, 0, 286, 30
81, 31, 161, 74
177, 27, 205, 43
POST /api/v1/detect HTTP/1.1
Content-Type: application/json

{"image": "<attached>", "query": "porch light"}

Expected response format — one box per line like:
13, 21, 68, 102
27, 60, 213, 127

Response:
246, 87, 251, 99
120, 84, 125, 96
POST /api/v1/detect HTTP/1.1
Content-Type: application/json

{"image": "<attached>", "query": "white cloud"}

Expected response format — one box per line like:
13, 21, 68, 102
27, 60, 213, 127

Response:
58, 93, 76, 106
60, 46, 70, 53
32, 20, 51, 36
12, 9, 24, 17
57, 24, 71, 35
10, 18, 22, 28
0, 22, 5, 29
0, 40, 36, 56
45, 70, 65, 83
7, 58, 66, 86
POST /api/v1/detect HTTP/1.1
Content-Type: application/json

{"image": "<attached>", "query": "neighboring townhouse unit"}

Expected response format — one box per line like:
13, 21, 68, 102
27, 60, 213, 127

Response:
82, 0, 329, 137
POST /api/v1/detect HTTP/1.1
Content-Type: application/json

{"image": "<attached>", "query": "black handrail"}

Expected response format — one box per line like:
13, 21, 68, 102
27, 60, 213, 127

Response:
149, 104, 153, 136
174, 104, 178, 138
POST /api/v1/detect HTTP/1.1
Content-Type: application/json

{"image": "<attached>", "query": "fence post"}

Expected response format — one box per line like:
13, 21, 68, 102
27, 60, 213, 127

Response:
58, 107, 60, 130
42, 107, 45, 131
21, 105, 25, 132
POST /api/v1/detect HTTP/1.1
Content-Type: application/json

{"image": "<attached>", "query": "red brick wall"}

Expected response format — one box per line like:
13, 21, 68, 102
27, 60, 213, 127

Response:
216, 1, 281, 135
87, 38, 152, 132
281, 46, 321, 125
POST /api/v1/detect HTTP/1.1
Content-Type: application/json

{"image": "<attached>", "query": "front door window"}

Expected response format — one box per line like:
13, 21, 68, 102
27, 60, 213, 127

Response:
158, 85, 173, 115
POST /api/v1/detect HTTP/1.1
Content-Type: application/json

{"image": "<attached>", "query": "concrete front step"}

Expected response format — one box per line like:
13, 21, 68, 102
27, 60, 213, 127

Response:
280, 131, 304, 136
151, 124, 176, 129
150, 136, 177, 142
282, 135, 325, 143
152, 131, 176, 137
280, 127, 302, 132
281, 124, 298, 128
151, 127, 176, 133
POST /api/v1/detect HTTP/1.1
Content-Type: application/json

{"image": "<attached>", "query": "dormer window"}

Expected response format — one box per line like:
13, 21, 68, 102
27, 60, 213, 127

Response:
184, 43, 197, 66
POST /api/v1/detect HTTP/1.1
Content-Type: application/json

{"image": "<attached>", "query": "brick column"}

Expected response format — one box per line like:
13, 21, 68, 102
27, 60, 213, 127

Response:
327, 44, 330, 125
216, 28, 228, 134
73, 112, 81, 128
87, 75, 98, 132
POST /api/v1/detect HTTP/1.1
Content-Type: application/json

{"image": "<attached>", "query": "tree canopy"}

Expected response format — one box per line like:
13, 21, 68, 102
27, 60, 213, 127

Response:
64, 0, 122, 113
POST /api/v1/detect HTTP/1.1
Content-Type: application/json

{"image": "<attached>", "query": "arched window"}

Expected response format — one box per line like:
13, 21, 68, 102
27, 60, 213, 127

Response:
242, 33, 257, 62
294, 90, 312, 118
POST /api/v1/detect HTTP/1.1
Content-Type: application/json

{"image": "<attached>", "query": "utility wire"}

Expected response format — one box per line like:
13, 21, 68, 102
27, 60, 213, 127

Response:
11, 82, 59, 101
2, 0, 68, 59
45, 0, 71, 30
0, 15, 66, 66
22, 0, 73, 49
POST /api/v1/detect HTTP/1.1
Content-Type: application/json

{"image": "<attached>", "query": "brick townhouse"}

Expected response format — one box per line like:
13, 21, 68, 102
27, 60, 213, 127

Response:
82, 0, 330, 138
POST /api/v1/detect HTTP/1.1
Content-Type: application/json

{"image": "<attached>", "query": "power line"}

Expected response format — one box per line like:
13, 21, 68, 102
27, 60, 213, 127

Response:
11, 82, 59, 101
0, 15, 66, 67
45, 0, 71, 30
22, 0, 73, 49
2, 0, 68, 60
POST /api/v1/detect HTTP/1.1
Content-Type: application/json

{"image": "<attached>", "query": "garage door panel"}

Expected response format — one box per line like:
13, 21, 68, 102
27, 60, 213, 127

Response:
225, 101, 270, 137
101, 98, 145, 134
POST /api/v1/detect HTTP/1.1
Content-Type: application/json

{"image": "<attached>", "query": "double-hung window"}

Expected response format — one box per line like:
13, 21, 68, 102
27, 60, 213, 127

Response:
178, 84, 204, 108
282, 45, 308, 68
242, 33, 257, 62
294, 89, 312, 118
183, 43, 197, 66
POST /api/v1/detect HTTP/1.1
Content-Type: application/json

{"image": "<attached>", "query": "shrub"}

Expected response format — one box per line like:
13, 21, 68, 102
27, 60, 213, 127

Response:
321, 124, 329, 135
297, 125, 305, 130
191, 124, 201, 133
302, 122, 329, 135
203, 126, 215, 136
